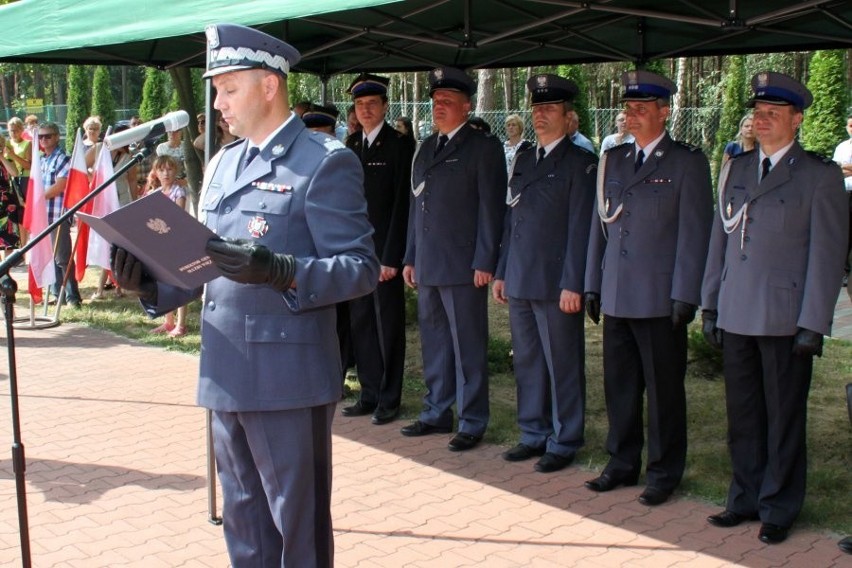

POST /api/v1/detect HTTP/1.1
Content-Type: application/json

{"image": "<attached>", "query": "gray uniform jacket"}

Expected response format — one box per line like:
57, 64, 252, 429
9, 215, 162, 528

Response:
701, 143, 848, 336
150, 118, 379, 412
404, 124, 507, 285
496, 138, 597, 299
585, 133, 713, 318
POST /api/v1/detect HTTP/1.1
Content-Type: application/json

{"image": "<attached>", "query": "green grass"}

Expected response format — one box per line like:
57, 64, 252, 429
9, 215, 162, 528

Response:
58, 273, 852, 534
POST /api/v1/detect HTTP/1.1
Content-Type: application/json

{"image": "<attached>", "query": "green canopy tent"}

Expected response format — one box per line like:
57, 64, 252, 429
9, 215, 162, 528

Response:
0, 0, 849, 74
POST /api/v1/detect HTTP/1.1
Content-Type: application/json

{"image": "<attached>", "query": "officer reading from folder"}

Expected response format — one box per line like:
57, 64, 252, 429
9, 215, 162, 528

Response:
112, 23, 378, 567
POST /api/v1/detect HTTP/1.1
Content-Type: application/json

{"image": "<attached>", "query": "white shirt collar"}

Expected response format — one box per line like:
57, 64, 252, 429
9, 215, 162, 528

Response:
537, 135, 566, 159
635, 130, 666, 157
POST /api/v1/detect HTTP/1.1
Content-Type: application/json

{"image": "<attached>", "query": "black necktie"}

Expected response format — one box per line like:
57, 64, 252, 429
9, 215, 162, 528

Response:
634, 149, 645, 173
435, 134, 449, 156
761, 157, 771, 181
239, 146, 259, 176
537, 147, 546, 166
361, 138, 369, 160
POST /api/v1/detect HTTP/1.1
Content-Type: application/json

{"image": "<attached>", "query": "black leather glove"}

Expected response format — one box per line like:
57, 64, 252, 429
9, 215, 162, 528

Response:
792, 328, 823, 357
584, 292, 601, 325
205, 237, 296, 292
701, 310, 723, 350
110, 245, 157, 303
671, 300, 697, 329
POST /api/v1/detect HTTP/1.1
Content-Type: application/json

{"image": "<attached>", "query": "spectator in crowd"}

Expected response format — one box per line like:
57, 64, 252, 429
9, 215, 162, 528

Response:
832, 114, 852, 192
192, 112, 207, 153
82, 116, 102, 149
467, 116, 491, 133
155, 127, 186, 180
143, 154, 188, 337
129, 116, 142, 128
39, 121, 81, 307
4, 117, 32, 245
503, 113, 532, 173
216, 111, 238, 147
394, 116, 417, 145
584, 70, 713, 507
346, 104, 361, 141
701, 72, 848, 545
22, 114, 39, 141
493, 74, 596, 473
567, 110, 595, 153
343, 73, 414, 426
599, 111, 634, 155
0, 133, 20, 256
722, 113, 757, 166
112, 23, 377, 566
401, 67, 506, 452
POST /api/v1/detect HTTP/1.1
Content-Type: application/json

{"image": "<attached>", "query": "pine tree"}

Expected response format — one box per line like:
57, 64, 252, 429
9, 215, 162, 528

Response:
557, 64, 593, 146
802, 50, 849, 156
138, 67, 169, 122
65, 65, 90, 153
712, 55, 747, 173
91, 66, 116, 129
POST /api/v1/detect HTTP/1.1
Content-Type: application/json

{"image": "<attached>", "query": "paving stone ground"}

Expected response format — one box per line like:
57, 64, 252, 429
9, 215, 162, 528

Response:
0, 293, 849, 567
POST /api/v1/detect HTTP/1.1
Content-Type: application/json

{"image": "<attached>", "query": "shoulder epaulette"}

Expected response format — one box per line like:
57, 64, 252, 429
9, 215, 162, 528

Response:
307, 131, 346, 151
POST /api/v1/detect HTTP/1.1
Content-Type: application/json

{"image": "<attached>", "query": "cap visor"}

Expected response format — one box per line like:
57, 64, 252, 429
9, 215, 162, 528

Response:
203, 64, 256, 79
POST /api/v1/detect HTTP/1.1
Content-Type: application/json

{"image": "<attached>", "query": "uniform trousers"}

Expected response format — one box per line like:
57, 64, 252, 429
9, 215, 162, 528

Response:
602, 315, 687, 491
509, 297, 585, 456
721, 332, 812, 528
416, 283, 489, 436
212, 403, 335, 568
349, 274, 406, 410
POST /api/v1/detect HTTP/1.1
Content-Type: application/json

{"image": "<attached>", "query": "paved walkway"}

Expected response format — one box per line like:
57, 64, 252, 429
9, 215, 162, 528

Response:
0, 319, 848, 567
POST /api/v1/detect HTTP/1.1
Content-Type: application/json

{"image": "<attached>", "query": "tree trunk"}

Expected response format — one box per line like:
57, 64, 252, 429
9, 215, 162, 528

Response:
168, 67, 202, 215
671, 57, 688, 139
475, 69, 496, 117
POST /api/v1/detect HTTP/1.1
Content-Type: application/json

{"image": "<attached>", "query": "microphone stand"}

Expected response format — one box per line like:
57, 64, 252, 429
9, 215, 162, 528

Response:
0, 143, 152, 568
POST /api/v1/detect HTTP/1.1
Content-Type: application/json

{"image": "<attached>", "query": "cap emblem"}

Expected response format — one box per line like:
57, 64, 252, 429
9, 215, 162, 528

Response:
536, 75, 548, 88
205, 25, 220, 49
434, 68, 443, 81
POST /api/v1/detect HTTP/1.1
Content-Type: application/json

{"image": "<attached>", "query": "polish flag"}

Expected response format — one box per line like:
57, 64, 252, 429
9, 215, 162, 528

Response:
22, 131, 56, 303
76, 145, 120, 278
63, 129, 90, 210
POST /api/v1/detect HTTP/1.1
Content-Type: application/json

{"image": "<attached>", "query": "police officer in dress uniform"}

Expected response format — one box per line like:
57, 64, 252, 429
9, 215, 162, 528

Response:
400, 67, 507, 451
302, 102, 339, 135
492, 74, 597, 473
701, 72, 848, 545
112, 23, 378, 567
342, 73, 414, 425
584, 70, 713, 506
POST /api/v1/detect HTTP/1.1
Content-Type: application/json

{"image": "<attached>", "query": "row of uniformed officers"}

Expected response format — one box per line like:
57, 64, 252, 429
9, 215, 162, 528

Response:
344, 66, 845, 547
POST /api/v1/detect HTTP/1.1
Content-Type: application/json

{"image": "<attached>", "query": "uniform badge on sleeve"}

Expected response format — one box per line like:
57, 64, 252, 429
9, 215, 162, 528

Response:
247, 215, 269, 238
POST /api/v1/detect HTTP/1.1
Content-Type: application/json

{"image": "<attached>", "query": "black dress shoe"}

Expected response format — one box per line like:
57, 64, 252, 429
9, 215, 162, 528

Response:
758, 523, 789, 544
638, 486, 671, 506
371, 407, 399, 425
502, 443, 546, 462
838, 536, 852, 554
400, 420, 452, 437
707, 510, 756, 528
341, 400, 377, 417
448, 432, 482, 452
584, 472, 639, 492
534, 452, 575, 473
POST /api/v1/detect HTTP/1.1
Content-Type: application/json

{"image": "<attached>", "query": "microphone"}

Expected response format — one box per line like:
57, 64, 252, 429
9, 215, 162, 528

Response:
104, 110, 190, 150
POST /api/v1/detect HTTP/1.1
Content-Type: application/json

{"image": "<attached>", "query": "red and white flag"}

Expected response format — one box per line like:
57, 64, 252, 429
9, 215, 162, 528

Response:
79, 145, 120, 274
21, 131, 56, 303
63, 128, 90, 211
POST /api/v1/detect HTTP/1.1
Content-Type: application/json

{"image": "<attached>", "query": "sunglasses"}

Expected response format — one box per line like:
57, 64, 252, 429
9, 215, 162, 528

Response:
38, 133, 56, 139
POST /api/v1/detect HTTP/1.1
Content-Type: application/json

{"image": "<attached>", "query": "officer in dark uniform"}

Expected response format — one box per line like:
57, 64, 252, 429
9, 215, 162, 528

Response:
401, 67, 507, 452
702, 72, 848, 545
584, 70, 713, 506
493, 74, 597, 473
342, 73, 414, 425
302, 103, 339, 135
112, 23, 378, 567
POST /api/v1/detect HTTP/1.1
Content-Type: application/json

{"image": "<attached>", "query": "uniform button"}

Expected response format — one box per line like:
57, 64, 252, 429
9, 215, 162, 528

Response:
424, 227, 429, 232
280, 331, 288, 340
621, 250, 627, 256
207, 301, 216, 310
259, 202, 267, 210
224, 206, 232, 214
514, 233, 520, 239
623, 230, 629, 236
309, 293, 318, 302
740, 254, 747, 261
625, 211, 631, 216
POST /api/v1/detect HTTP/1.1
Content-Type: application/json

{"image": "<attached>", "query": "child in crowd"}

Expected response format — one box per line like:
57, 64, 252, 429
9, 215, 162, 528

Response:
145, 155, 188, 337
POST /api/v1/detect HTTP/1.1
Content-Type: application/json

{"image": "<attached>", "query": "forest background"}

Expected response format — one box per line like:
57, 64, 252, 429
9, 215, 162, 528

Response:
0, 49, 849, 203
